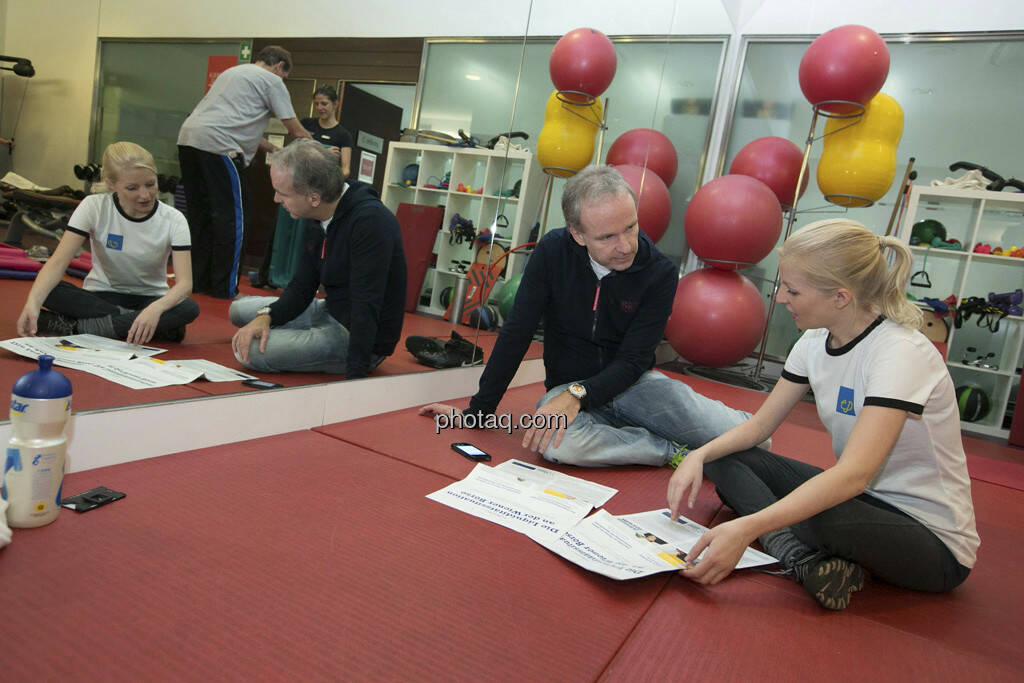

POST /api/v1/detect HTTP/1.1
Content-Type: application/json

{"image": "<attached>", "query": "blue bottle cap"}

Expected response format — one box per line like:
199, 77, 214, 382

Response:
12, 355, 72, 399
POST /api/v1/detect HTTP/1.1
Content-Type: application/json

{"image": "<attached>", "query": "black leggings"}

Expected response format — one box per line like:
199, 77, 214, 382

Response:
704, 449, 971, 592
43, 281, 199, 341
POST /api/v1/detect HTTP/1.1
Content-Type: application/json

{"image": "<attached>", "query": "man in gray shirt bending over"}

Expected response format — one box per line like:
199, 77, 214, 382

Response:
177, 45, 312, 299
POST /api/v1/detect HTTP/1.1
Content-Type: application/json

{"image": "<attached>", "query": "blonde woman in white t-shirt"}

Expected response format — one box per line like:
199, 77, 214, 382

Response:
667, 218, 978, 611
16, 141, 198, 344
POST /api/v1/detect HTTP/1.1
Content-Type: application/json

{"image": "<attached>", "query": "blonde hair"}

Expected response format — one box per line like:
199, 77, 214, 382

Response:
778, 218, 922, 329
101, 141, 158, 183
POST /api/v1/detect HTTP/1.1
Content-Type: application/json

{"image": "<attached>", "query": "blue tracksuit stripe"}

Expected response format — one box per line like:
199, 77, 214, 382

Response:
220, 154, 244, 293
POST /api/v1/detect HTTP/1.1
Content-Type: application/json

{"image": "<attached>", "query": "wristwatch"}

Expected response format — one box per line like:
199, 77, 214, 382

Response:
567, 382, 588, 407
255, 306, 272, 319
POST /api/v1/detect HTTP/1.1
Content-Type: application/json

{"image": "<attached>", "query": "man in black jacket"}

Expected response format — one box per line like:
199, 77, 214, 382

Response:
230, 140, 406, 378
421, 165, 750, 466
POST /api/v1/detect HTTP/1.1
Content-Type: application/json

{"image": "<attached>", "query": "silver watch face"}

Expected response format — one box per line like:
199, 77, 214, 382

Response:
570, 383, 586, 398
257, 307, 272, 317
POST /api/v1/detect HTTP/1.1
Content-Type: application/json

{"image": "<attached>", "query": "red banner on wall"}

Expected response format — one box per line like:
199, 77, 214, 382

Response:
205, 56, 238, 92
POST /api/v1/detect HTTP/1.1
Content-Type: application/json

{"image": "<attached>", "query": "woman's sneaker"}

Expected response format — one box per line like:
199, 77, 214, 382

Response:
35, 310, 77, 337
794, 555, 865, 610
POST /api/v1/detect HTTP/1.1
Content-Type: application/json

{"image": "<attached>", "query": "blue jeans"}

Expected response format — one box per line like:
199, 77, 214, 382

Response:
704, 449, 970, 591
229, 296, 349, 373
537, 371, 752, 467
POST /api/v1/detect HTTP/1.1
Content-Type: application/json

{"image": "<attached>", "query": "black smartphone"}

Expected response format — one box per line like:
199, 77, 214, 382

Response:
243, 379, 283, 390
60, 486, 125, 512
451, 442, 491, 462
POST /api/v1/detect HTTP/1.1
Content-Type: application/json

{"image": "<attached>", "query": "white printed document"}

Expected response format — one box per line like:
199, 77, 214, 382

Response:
0, 336, 256, 389
427, 464, 776, 580
534, 509, 777, 580
426, 461, 615, 541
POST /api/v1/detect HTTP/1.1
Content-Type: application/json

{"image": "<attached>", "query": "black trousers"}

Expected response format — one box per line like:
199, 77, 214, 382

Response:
44, 281, 199, 340
704, 449, 970, 592
177, 145, 248, 299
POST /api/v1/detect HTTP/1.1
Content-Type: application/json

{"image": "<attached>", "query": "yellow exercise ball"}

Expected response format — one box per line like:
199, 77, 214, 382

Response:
537, 90, 604, 177
817, 92, 903, 207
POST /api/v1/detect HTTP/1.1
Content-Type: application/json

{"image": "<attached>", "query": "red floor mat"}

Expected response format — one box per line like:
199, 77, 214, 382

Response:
601, 573, 1020, 681
0, 430, 670, 681
605, 477, 1024, 681
314, 382, 726, 525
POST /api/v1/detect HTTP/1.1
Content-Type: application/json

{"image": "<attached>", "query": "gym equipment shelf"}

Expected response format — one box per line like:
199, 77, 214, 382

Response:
381, 142, 545, 316
899, 184, 1024, 439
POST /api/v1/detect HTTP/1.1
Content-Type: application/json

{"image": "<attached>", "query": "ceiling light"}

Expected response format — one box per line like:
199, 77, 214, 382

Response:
465, 74, 481, 81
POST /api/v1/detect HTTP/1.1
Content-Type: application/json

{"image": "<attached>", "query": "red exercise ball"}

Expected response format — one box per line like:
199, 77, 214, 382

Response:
667, 269, 766, 367
549, 28, 617, 101
684, 174, 782, 270
606, 128, 679, 186
799, 24, 890, 115
729, 136, 808, 209
613, 164, 672, 243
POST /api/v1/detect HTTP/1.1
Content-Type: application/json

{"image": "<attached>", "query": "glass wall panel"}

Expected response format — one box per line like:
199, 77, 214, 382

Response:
96, 41, 246, 176
722, 36, 1024, 360
417, 38, 727, 265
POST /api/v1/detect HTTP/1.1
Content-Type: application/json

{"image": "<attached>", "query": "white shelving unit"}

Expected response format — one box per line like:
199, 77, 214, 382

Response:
380, 142, 546, 316
899, 185, 1024, 438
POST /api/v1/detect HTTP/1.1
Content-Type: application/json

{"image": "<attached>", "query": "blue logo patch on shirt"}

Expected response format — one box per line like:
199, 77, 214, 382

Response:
106, 234, 124, 250
836, 386, 856, 416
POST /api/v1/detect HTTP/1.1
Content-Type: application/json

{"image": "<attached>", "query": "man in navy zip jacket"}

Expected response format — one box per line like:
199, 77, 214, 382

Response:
230, 140, 406, 379
421, 165, 750, 466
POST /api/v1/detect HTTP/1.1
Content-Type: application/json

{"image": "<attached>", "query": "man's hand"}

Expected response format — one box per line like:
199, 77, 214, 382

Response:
667, 448, 708, 520
126, 304, 161, 345
679, 518, 754, 586
521, 390, 581, 454
418, 403, 460, 418
232, 315, 271, 363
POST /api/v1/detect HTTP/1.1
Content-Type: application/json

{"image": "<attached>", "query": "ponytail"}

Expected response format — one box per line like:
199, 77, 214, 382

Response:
779, 218, 922, 330
877, 235, 922, 329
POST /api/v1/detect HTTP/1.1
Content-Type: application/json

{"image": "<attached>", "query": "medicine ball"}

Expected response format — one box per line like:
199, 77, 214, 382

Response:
956, 385, 991, 422
440, 286, 453, 309
911, 219, 946, 246
469, 304, 499, 331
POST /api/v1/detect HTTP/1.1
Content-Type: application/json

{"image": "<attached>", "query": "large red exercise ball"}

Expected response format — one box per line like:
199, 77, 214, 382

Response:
612, 164, 672, 243
798, 25, 890, 115
606, 128, 678, 186
667, 269, 767, 367
729, 136, 808, 209
684, 174, 783, 270
549, 27, 617, 102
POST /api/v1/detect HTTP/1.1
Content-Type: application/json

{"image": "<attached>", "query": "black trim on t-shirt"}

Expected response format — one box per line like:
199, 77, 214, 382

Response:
826, 315, 885, 356
864, 396, 924, 415
113, 193, 159, 223
66, 226, 89, 238
781, 369, 809, 384
171, 245, 191, 251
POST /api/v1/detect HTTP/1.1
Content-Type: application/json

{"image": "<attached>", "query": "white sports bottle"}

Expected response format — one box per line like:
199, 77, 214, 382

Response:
3, 354, 72, 528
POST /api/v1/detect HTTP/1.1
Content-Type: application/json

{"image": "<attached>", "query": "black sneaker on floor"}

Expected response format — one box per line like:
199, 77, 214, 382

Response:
405, 331, 484, 368
35, 310, 77, 337
794, 555, 865, 610
153, 326, 187, 344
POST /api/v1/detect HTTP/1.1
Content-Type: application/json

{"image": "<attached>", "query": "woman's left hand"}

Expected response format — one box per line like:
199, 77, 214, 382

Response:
126, 305, 161, 345
327, 146, 342, 158
679, 518, 753, 586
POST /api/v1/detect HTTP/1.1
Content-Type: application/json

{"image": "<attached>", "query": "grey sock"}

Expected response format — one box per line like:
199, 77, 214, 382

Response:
759, 528, 817, 570
75, 314, 117, 339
